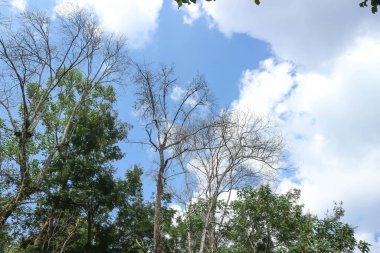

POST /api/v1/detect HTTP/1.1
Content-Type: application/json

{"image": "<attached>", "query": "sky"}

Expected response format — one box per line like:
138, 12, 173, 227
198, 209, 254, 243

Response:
4, 0, 380, 251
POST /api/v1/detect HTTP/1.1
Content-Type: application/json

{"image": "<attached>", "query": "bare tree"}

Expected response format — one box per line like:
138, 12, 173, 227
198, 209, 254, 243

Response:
132, 63, 212, 253
0, 8, 128, 226
181, 109, 284, 253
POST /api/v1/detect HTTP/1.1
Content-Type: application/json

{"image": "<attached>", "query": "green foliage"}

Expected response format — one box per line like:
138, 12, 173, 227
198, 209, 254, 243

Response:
111, 166, 155, 253
1, 71, 131, 252
359, 0, 380, 13
218, 185, 370, 253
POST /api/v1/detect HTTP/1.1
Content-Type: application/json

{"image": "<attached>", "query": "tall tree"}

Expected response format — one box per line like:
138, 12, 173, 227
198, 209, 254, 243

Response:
1, 72, 128, 253
0, 8, 127, 227
132, 63, 212, 253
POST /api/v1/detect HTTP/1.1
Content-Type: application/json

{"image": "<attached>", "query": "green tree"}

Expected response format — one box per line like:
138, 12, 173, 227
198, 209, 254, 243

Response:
0, 8, 127, 227
111, 166, 155, 253
160, 186, 371, 253
219, 185, 371, 253
1, 72, 128, 253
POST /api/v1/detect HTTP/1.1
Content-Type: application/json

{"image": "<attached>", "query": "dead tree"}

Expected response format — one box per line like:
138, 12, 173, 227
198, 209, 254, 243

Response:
182, 109, 284, 253
0, 8, 128, 227
132, 63, 211, 253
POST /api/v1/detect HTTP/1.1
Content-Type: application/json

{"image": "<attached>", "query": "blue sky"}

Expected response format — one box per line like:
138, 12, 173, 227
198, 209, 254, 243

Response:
4, 0, 380, 251
117, 0, 271, 191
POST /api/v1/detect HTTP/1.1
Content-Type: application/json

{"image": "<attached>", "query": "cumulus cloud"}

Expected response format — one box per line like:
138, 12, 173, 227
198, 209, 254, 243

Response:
10, 0, 26, 11
54, 0, 163, 49
233, 37, 380, 250
188, 0, 380, 70
175, 1, 380, 249
232, 58, 295, 116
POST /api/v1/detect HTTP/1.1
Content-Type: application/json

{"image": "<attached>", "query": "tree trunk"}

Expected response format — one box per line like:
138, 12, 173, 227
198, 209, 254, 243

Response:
199, 205, 212, 253
0, 182, 30, 227
85, 210, 93, 253
199, 194, 217, 253
185, 208, 193, 253
33, 215, 52, 247
153, 152, 165, 253
0, 126, 31, 227
210, 212, 217, 252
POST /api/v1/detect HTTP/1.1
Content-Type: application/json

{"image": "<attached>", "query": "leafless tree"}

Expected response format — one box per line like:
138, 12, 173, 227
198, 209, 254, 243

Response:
0, 8, 128, 226
132, 63, 212, 253
181, 109, 284, 253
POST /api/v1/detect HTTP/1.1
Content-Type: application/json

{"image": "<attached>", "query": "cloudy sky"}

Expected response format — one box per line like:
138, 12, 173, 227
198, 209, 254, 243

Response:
6, 0, 380, 250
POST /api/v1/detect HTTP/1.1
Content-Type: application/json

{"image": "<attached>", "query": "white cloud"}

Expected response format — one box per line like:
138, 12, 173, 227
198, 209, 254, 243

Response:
192, 0, 380, 70
183, 4, 202, 25
171, 1, 202, 25
356, 233, 380, 253
185, 1, 380, 249
10, 0, 26, 11
233, 37, 380, 252
168, 203, 183, 226
170, 85, 198, 107
232, 58, 295, 116
54, 0, 163, 49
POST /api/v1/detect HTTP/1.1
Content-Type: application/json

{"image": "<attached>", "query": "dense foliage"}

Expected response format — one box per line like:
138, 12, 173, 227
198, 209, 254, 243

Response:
164, 186, 371, 253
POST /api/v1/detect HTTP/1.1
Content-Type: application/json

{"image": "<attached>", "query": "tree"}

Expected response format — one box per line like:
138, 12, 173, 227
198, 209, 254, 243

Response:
219, 185, 371, 253
161, 185, 371, 253
0, 8, 127, 227
132, 63, 212, 253
174, 109, 283, 253
111, 166, 155, 253
1, 73, 128, 253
